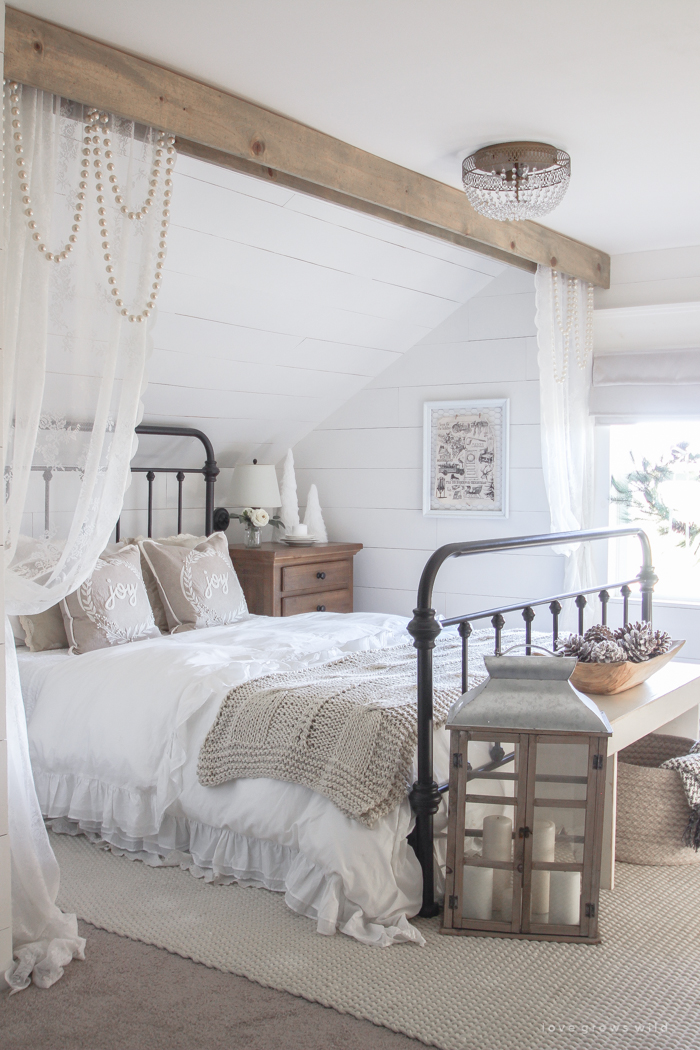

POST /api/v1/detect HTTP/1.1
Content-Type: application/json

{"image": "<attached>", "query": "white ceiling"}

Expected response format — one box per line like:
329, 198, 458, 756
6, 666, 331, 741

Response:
9, 0, 700, 257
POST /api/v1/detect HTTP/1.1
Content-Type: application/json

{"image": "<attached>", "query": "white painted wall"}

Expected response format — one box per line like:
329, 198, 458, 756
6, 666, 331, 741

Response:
293, 267, 563, 626
142, 155, 505, 471
25, 153, 509, 543
595, 246, 700, 311
0, 0, 13, 980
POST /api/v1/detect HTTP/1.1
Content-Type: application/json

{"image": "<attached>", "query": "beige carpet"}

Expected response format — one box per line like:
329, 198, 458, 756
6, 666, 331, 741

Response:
53, 832, 700, 1050
1, 920, 421, 1050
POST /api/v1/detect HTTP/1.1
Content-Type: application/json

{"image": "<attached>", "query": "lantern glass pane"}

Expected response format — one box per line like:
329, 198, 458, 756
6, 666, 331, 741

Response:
534, 742, 589, 802
528, 741, 588, 926
462, 738, 521, 924
463, 802, 517, 922
531, 866, 582, 927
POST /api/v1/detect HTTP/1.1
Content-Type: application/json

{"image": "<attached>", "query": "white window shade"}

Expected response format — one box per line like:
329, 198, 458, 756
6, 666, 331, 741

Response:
591, 348, 700, 422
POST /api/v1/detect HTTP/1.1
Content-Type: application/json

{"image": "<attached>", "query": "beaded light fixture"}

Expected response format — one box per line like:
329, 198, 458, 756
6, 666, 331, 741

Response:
7, 81, 175, 324
462, 141, 570, 222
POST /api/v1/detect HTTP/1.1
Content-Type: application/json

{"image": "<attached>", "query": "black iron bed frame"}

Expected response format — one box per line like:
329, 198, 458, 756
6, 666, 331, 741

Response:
30, 427, 659, 921
406, 526, 657, 918
32, 424, 221, 539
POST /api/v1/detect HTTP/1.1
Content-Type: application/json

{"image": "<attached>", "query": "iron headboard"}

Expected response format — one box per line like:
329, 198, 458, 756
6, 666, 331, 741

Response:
32, 423, 221, 539
117, 424, 220, 539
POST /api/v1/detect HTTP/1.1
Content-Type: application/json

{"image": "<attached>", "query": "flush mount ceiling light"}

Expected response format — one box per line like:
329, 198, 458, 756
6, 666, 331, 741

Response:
462, 141, 570, 222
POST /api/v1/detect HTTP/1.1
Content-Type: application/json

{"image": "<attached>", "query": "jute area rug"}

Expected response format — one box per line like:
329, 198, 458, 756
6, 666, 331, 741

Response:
53, 832, 700, 1050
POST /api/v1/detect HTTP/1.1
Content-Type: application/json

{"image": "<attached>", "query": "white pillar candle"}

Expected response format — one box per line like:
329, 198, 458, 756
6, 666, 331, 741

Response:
531, 819, 556, 920
549, 871, 581, 926
291, 523, 308, 536
462, 852, 493, 920
482, 814, 512, 919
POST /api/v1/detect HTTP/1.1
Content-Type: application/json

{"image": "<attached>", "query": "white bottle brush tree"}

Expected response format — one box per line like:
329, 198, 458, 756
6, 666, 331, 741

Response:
279, 449, 300, 533
303, 483, 328, 542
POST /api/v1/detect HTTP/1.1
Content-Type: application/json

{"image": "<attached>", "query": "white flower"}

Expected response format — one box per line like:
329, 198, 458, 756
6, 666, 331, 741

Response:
250, 508, 269, 528
242, 507, 254, 522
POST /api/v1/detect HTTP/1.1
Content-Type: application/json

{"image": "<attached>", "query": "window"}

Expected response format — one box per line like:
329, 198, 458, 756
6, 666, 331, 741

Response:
608, 421, 700, 603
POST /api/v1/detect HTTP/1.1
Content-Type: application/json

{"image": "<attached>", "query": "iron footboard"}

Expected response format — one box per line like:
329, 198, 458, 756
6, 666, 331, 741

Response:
406, 526, 656, 918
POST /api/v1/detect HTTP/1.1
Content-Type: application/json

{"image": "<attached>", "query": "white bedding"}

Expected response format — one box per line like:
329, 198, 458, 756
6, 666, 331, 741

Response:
21, 612, 497, 946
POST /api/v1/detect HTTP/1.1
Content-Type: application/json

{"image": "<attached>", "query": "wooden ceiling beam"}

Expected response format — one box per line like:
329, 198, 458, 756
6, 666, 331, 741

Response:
4, 7, 610, 286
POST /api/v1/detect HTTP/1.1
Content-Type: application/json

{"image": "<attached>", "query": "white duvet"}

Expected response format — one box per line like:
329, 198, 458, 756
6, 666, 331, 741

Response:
22, 612, 491, 947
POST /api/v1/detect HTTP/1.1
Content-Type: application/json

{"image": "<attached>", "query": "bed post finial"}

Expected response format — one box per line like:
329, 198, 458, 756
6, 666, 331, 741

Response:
407, 605, 442, 918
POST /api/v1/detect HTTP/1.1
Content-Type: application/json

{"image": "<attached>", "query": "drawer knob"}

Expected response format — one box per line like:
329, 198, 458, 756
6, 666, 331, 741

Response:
317, 604, 326, 611
317, 571, 326, 580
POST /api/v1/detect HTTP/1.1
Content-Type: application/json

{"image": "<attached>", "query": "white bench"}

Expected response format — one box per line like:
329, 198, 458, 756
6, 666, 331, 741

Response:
588, 660, 700, 889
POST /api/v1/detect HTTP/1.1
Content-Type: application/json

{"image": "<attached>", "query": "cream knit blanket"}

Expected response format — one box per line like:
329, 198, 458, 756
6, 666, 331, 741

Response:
197, 630, 513, 826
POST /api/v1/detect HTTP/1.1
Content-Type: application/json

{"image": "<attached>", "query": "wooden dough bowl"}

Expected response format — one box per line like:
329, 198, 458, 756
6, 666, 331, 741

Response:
571, 640, 686, 696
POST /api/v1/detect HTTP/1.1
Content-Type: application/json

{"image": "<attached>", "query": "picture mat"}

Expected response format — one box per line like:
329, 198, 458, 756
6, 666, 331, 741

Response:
423, 399, 509, 518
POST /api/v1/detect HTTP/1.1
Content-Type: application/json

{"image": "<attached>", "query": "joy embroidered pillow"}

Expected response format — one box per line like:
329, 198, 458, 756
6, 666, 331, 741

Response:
139, 532, 247, 633
61, 545, 161, 655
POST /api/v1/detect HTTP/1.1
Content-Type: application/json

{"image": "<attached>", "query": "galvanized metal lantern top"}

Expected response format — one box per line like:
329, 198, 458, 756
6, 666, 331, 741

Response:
447, 651, 612, 736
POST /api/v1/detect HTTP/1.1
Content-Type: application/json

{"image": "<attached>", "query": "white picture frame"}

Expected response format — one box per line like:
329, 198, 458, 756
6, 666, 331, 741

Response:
423, 399, 509, 519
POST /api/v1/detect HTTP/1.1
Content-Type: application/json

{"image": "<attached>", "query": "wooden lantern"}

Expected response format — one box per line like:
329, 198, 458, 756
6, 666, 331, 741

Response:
442, 650, 611, 943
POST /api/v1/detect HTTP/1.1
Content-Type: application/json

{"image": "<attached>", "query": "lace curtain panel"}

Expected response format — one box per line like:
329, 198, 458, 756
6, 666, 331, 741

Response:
534, 263, 595, 594
3, 83, 173, 991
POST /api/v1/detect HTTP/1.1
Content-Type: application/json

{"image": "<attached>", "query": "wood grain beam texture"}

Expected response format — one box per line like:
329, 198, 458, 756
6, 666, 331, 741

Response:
4, 7, 610, 286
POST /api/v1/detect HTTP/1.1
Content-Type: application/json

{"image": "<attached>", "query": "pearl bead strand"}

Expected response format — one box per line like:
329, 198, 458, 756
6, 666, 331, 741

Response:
550, 270, 594, 384
573, 283, 595, 371
7, 82, 93, 262
551, 269, 574, 384
6, 81, 174, 323
86, 106, 175, 322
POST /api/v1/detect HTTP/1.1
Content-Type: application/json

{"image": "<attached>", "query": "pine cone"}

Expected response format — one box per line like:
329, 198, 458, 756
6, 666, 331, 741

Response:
583, 624, 616, 644
556, 634, 585, 658
649, 629, 672, 657
615, 621, 658, 663
556, 634, 625, 663
578, 639, 626, 664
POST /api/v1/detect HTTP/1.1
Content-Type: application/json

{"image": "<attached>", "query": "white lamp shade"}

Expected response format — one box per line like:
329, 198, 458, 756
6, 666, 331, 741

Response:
230, 464, 281, 508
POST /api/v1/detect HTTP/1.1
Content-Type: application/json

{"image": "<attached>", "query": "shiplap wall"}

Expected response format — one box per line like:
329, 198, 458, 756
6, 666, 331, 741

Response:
139, 155, 505, 473
293, 267, 564, 623
27, 154, 509, 542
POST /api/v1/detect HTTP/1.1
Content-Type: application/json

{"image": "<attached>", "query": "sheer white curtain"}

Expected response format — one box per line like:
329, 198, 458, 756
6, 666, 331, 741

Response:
535, 264, 595, 594
3, 83, 173, 991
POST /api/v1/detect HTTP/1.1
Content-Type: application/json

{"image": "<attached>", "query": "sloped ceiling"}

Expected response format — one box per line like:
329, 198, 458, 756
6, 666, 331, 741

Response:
134, 153, 506, 470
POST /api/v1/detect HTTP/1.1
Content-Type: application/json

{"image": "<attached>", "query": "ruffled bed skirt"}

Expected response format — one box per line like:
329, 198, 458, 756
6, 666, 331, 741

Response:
47, 813, 425, 948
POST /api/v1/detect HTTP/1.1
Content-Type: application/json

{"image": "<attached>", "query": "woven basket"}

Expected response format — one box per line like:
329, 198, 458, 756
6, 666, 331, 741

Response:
616, 733, 700, 866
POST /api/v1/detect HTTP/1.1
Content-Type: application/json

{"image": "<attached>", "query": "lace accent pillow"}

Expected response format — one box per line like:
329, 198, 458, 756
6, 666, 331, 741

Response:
60, 545, 161, 655
140, 532, 247, 634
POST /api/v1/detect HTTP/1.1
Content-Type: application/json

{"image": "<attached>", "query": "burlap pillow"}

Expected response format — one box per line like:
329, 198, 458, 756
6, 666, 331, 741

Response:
19, 604, 69, 652
140, 532, 247, 634
60, 545, 161, 655
123, 534, 206, 632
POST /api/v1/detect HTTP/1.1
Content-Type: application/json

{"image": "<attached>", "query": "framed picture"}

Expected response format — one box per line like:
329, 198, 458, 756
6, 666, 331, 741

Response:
423, 399, 509, 518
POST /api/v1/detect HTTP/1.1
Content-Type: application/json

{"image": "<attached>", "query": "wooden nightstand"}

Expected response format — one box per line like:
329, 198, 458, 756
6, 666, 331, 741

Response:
228, 541, 363, 617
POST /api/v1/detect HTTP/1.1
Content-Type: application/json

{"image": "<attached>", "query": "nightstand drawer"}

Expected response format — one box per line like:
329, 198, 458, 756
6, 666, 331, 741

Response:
282, 560, 351, 595
282, 588, 352, 616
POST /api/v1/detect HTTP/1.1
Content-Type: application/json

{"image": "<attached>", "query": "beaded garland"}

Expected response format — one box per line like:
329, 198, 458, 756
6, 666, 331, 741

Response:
6, 80, 175, 324
550, 268, 594, 384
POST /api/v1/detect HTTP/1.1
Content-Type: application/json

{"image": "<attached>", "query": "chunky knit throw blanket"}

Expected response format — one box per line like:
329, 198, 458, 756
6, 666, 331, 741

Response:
197, 630, 517, 827
661, 741, 700, 850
